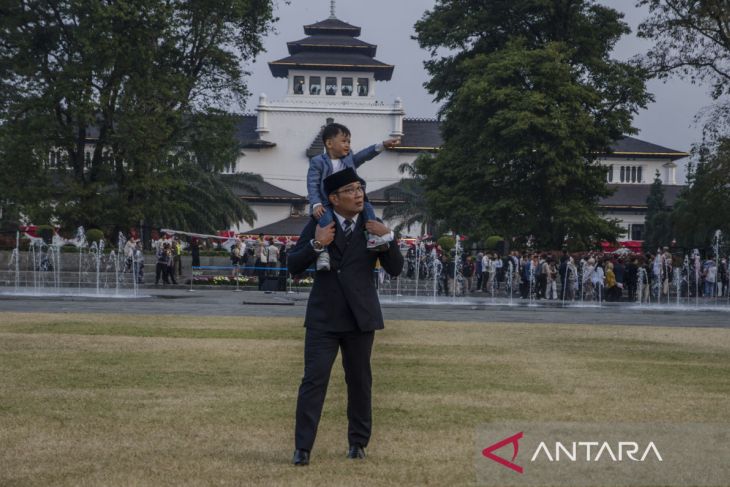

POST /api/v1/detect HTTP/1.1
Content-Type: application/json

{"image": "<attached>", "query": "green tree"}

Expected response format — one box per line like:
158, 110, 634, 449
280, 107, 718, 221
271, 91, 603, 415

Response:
0, 0, 276, 233
643, 172, 673, 253
0, 113, 55, 229
672, 140, 730, 249
413, 0, 650, 249
637, 1, 730, 249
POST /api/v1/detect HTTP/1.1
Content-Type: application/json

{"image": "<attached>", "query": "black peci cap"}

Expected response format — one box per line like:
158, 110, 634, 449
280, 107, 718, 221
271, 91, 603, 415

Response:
323, 167, 365, 195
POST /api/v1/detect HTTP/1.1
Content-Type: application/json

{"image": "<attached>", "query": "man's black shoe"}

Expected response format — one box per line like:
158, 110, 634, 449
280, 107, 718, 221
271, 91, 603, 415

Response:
292, 449, 310, 466
346, 444, 366, 459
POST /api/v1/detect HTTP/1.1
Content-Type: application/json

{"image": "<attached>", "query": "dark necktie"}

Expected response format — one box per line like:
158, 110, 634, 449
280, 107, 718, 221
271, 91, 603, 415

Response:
343, 219, 353, 240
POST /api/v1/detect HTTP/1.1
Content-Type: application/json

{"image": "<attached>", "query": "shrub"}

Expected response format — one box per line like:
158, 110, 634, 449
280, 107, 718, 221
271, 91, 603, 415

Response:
86, 228, 105, 245
437, 235, 455, 252
485, 235, 503, 251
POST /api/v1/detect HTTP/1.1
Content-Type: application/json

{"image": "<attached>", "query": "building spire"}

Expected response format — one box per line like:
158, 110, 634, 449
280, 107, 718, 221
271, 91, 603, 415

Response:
329, 0, 336, 19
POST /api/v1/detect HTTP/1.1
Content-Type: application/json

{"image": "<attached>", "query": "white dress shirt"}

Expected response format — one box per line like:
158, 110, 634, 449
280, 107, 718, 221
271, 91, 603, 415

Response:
333, 211, 394, 243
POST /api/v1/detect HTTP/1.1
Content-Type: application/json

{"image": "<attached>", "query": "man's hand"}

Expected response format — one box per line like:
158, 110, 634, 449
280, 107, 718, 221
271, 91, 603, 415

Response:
312, 205, 326, 219
382, 138, 401, 149
366, 220, 391, 237
314, 222, 336, 246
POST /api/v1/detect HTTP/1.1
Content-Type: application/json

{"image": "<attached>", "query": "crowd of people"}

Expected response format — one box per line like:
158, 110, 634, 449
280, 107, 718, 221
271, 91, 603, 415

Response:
118, 232, 295, 288
123, 230, 730, 302
405, 244, 730, 302
228, 233, 290, 290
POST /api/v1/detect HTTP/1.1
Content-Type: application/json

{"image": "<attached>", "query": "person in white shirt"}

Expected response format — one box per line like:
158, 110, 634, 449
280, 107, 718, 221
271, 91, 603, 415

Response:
266, 237, 280, 277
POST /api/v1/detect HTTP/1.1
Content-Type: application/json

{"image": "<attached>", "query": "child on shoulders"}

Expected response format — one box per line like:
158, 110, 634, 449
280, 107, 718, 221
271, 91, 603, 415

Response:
307, 122, 400, 270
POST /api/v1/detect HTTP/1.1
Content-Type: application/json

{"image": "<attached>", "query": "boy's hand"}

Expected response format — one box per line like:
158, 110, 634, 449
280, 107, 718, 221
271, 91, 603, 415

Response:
383, 138, 401, 149
366, 220, 391, 237
315, 222, 336, 246
312, 205, 326, 219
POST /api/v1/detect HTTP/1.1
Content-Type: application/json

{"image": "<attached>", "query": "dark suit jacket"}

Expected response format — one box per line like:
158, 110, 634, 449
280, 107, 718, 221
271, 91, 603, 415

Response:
287, 214, 404, 332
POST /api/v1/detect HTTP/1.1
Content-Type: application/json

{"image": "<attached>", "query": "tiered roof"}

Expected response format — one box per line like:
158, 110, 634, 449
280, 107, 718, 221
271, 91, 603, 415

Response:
269, 17, 394, 81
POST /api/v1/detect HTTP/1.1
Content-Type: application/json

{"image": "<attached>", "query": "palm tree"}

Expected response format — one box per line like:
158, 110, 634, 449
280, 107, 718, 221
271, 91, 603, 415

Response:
382, 159, 443, 236
144, 111, 263, 233
158, 168, 261, 233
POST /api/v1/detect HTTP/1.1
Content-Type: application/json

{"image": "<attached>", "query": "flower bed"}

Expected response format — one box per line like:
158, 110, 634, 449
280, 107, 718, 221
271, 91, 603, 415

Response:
192, 276, 258, 286
291, 277, 314, 286
190, 275, 315, 287
193, 276, 314, 287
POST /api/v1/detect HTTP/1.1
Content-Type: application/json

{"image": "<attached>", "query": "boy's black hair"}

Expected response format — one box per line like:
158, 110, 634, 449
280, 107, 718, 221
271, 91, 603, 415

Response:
322, 123, 350, 145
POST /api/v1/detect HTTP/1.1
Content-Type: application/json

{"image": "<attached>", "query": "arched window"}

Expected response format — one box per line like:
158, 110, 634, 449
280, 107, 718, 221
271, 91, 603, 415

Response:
620, 166, 625, 182
607, 165, 613, 182
637, 166, 643, 183
631, 166, 637, 183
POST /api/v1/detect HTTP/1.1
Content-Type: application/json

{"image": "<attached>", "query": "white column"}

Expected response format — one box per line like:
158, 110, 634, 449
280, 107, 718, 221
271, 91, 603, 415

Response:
662, 162, 676, 185
256, 93, 270, 135
391, 97, 404, 137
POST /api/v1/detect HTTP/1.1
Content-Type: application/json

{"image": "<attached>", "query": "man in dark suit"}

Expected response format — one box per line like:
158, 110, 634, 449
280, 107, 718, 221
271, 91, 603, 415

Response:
287, 167, 404, 466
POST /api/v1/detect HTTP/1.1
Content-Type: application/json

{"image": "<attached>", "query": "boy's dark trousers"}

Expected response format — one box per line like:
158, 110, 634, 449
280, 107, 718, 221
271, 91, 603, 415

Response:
255, 259, 265, 290
166, 264, 177, 284
627, 282, 637, 301
155, 263, 169, 284
538, 275, 547, 299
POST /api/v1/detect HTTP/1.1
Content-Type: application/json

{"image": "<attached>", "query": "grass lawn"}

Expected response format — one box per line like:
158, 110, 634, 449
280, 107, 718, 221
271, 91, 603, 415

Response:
0, 312, 728, 486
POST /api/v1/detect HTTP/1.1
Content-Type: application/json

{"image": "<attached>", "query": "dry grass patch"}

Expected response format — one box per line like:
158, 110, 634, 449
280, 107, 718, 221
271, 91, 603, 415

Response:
0, 313, 728, 486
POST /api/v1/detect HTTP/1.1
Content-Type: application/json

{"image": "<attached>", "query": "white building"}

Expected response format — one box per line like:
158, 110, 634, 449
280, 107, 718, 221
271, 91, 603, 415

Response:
232, 12, 688, 242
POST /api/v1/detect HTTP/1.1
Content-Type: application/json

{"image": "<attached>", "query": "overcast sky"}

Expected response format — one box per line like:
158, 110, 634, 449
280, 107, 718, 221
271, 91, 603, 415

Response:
244, 1, 715, 177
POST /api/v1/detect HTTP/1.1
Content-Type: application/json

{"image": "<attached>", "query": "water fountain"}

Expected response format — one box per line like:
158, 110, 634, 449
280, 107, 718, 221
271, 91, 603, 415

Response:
712, 230, 722, 305
452, 235, 461, 299
431, 248, 441, 301
506, 260, 514, 305
692, 249, 701, 307
373, 231, 730, 311
673, 266, 682, 307
1, 227, 145, 298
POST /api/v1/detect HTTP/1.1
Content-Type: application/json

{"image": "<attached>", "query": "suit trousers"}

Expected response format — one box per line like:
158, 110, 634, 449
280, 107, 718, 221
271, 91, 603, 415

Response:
295, 327, 375, 451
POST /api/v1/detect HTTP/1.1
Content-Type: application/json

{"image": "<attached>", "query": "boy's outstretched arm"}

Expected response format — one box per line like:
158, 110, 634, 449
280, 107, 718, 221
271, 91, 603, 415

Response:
352, 138, 401, 167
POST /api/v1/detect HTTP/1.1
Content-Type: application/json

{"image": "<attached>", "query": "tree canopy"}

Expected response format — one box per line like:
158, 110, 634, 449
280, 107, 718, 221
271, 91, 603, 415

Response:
413, 0, 651, 249
671, 141, 730, 250
0, 0, 276, 236
382, 158, 444, 237
643, 171, 673, 253
638, 0, 730, 247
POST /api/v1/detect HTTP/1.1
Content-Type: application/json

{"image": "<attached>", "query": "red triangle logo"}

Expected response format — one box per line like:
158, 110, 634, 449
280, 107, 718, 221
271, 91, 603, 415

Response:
482, 432, 524, 474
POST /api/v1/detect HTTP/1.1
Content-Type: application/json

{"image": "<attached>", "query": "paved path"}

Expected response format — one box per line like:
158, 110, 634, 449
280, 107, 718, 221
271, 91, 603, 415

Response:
1, 288, 729, 328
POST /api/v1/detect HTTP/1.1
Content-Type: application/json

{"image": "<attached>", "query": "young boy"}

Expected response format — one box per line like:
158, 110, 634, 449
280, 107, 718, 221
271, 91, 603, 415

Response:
307, 122, 400, 270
